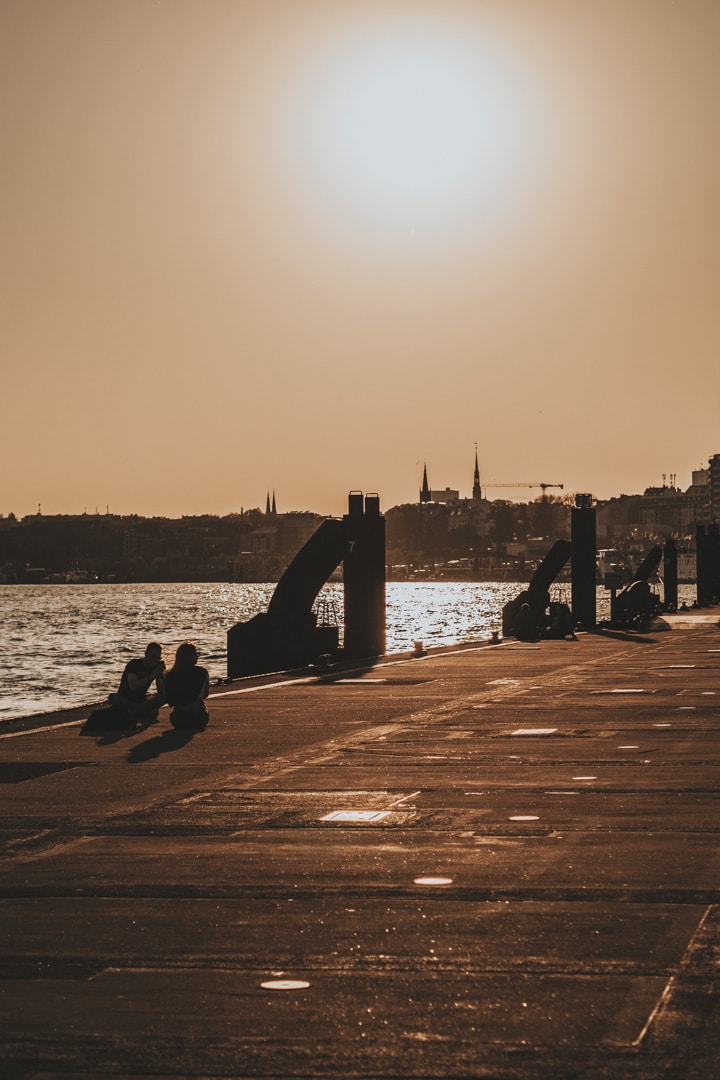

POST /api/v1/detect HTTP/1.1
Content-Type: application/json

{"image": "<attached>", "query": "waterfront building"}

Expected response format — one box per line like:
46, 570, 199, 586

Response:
278, 512, 325, 551
428, 487, 460, 503
597, 471, 712, 542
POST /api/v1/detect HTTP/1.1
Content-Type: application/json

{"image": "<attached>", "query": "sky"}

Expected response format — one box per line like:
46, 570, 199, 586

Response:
2, 0, 719, 519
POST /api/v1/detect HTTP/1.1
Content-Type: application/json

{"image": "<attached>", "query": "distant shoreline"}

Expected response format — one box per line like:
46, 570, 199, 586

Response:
0, 574, 698, 587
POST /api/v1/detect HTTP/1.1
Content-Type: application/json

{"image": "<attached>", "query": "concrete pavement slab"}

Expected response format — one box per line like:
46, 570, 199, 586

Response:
2, 626, 720, 1077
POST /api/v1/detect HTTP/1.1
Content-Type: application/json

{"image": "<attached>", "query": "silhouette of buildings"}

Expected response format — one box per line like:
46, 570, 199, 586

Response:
0, 453, 718, 585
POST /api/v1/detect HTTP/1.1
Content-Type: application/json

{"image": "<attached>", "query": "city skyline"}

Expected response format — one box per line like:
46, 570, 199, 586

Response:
2, 1, 720, 520
3, 448, 715, 522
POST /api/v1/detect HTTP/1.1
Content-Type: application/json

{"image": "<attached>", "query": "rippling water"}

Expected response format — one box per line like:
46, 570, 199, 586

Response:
0, 581, 690, 721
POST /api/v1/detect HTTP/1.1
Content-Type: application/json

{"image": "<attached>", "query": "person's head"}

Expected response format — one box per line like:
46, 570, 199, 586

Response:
143, 642, 162, 668
174, 642, 198, 668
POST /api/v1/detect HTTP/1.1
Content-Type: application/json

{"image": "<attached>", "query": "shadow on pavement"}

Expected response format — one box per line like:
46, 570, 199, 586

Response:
94, 714, 161, 747
591, 627, 657, 644
127, 727, 197, 763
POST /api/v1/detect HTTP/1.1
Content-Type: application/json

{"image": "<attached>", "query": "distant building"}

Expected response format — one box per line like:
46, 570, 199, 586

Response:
420, 449, 485, 507
472, 447, 482, 500
250, 527, 277, 553
419, 464, 431, 504
278, 512, 324, 551
597, 469, 712, 541
429, 487, 460, 503
447, 504, 492, 537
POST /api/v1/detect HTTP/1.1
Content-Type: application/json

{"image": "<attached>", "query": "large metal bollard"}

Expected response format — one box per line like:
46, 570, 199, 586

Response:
571, 494, 596, 630
699, 522, 720, 603
664, 537, 678, 610
343, 492, 386, 659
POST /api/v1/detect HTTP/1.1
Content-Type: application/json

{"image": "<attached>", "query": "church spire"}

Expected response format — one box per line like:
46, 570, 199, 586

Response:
473, 444, 481, 500
420, 463, 430, 504
265, 491, 271, 516
271, 490, 277, 516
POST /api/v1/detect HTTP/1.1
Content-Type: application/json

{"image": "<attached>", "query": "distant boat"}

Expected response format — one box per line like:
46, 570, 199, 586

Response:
65, 568, 98, 584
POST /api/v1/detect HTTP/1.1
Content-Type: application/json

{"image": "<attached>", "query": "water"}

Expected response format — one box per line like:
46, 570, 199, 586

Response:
0, 581, 694, 721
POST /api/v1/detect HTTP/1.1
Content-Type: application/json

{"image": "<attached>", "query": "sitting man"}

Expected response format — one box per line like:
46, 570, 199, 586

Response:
111, 641, 166, 722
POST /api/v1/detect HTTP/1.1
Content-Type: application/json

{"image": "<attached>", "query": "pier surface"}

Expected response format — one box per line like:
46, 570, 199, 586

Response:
2, 617, 720, 1078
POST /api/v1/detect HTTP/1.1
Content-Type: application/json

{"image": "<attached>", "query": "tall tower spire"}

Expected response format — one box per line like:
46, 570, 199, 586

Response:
271, 490, 277, 516
265, 491, 271, 516
473, 444, 481, 500
420, 463, 430, 504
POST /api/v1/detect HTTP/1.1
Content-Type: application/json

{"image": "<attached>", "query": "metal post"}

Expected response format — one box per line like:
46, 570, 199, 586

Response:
696, 523, 709, 604
663, 537, 678, 611
710, 523, 720, 602
343, 492, 386, 659
571, 494, 596, 630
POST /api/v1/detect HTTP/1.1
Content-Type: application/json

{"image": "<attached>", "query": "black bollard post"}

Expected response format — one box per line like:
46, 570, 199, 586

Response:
663, 537, 678, 611
571, 494, 596, 630
696, 523, 710, 605
710, 523, 720, 602
343, 492, 386, 660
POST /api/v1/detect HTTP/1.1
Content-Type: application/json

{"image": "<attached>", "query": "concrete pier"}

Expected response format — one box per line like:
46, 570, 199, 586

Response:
2, 615, 720, 1077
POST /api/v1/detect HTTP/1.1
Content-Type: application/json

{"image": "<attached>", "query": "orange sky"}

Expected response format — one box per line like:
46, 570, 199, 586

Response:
2, 0, 719, 519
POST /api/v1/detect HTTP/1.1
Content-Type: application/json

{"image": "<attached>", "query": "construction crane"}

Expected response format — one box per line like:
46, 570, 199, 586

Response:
483, 482, 564, 500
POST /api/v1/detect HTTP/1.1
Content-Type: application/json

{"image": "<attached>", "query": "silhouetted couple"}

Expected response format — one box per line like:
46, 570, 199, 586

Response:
114, 641, 209, 731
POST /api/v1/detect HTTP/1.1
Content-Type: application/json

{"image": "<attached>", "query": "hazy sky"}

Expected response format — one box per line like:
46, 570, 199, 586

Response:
2, 0, 719, 518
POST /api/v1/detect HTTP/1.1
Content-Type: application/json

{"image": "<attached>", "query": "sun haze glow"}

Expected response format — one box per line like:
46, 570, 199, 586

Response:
287, 18, 537, 238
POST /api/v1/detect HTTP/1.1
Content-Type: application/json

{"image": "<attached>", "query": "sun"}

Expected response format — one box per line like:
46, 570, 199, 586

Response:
287, 19, 532, 231
335, 43, 491, 206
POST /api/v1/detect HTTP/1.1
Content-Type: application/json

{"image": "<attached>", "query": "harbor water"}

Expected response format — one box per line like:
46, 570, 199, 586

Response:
0, 581, 693, 721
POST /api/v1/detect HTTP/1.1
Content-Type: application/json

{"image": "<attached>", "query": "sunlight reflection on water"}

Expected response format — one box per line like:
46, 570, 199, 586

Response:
0, 582, 693, 720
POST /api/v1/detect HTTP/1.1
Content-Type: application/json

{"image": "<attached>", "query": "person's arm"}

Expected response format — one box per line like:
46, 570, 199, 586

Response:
192, 670, 210, 705
154, 664, 166, 692
127, 662, 165, 694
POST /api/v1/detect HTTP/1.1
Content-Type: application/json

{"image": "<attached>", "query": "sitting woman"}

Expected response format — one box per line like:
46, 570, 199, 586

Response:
164, 642, 210, 730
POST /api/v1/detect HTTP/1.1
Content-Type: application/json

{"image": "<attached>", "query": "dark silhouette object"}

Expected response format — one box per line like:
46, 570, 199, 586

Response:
165, 642, 209, 731
111, 642, 166, 718
80, 701, 137, 735
266, 519, 345, 623
612, 546, 663, 628
696, 523, 720, 605
91, 707, 160, 744
632, 545, 664, 585
83, 642, 166, 733
571, 495, 596, 630
227, 493, 386, 678
613, 579, 659, 629
227, 518, 344, 678
663, 537, 678, 611
127, 727, 195, 763
343, 492, 386, 660
548, 602, 577, 640
502, 539, 571, 638
513, 602, 541, 642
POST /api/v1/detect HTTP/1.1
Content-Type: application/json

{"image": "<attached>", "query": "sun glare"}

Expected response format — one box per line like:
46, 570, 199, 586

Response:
336, 44, 491, 204
288, 20, 535, 234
